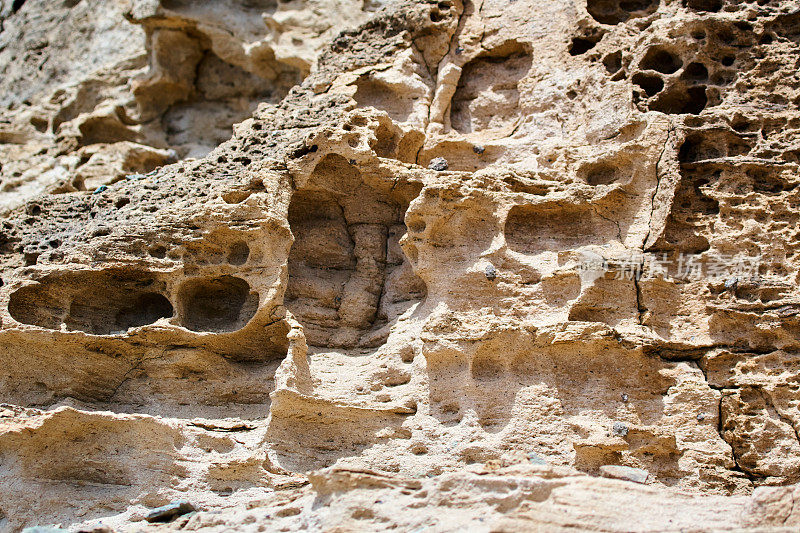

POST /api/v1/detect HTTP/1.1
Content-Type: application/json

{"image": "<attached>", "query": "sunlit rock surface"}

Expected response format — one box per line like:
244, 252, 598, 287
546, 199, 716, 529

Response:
1, 0, 799, 531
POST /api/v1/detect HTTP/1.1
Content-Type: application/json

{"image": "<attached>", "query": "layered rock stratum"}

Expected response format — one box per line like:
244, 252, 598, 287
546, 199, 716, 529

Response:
1, 0, 800, 531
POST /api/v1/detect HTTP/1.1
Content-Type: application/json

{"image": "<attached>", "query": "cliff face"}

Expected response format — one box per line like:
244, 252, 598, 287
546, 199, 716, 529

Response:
1, 0, 799, 531
0, 0, 377, 213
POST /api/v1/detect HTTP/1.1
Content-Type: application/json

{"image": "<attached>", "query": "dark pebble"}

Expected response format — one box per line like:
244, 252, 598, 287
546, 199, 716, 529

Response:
428, 157, 448, 171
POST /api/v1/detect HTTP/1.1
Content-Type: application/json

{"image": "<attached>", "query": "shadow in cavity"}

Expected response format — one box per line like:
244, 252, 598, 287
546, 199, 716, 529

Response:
651, 85, 708, 115
113, 293, 173, 331
640, 46, 683, 74
647, 129, 748, 255
285, 153, 426, 350
8, 269, 172, 334
587, 0, 659, 25
580, 161, 622, 186
177, 275, 258, 333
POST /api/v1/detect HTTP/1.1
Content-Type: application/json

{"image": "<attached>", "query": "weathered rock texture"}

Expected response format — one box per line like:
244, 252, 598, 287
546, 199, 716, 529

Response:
1, 0, 800, 531
0, 0, 380, 213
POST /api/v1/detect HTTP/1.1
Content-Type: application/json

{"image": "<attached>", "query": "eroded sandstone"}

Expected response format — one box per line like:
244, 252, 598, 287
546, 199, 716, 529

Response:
1, 0, 800, 531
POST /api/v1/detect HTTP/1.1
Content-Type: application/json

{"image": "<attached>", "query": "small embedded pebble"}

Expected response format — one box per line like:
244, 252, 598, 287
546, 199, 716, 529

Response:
612, 421, 629, 437
528, 451, 547, 465
93, 185, 108, 194
621, 393, 629, 402
428, 157, 448, 171
473, 145, 485, 154
724, 277, 738, 290
697, 413, 706, 421
485, 263, 497, 281
145, 501, 197, 523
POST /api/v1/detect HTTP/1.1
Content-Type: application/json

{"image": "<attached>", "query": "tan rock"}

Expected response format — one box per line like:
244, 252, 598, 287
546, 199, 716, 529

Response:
1, 0, 800, 531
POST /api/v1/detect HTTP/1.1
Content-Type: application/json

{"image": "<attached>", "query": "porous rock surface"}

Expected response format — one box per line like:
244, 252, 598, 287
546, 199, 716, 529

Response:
1, 0, 800, 531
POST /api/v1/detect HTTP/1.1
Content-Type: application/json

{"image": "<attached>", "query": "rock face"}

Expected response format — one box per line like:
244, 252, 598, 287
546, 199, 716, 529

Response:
0, 0, 379, 213
1, 0, 800, 531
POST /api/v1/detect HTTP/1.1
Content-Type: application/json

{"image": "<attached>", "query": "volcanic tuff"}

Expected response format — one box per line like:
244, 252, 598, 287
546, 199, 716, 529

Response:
1, 0, 800, 531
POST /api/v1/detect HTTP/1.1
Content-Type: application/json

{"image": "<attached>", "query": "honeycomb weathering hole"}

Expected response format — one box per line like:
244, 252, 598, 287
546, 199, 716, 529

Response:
227, 241, 250, 265
640, 47, 683, 74
178, 275, 258, 333
603, 51, 623, 74
450, 41, 532, 134
679, 130, 752, 163
651, 85, 707, 115
682, 62, 709, 82
505, 204, 617, 253
632, 72, 664, 97
8, 270, 173, 334
285, 155, 426, 349
8, 284, 64, 331
583, 162, 620, 185
684, 0, 722, 11
587, 0, 659, 25
113, 294, 173, 331
569, 36, 599, 56
68, 290, 172, 334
